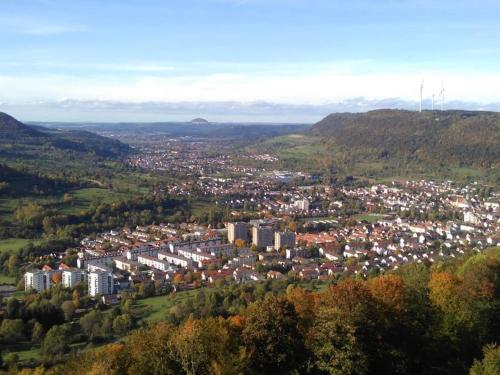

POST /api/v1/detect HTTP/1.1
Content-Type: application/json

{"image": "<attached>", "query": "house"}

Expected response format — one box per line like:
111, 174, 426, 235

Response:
233, 268, 263, 283
267, 270, 285, 279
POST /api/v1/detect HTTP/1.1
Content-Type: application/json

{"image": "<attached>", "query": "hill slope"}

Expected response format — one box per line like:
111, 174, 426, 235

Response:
0, 112, 131, 159
310, 109, 500, 168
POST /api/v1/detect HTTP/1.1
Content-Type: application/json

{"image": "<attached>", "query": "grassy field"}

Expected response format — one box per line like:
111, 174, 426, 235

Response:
135, 289, 201, 322
189, 200, 218, 217
0, 238, 42, 255
354, 213, 386, 223
61, 187, 128, 213
13, 346, 41, 362
0, 273, 16, 284
299, 216, 337, 222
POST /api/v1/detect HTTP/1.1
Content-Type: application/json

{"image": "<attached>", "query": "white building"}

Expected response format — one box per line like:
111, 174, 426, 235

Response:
114, 257, 140, 272
294, 199, 310, 211
24, 270, 52, 292
62, 269, 87, 288
137, 254, 172, 271
88, 271, 113, 297
158, 252, 193, 268
464, 211, 481, 226
125, 245, 159, 260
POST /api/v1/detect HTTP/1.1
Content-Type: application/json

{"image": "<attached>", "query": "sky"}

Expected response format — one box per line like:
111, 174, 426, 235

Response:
1, 0, 500, 122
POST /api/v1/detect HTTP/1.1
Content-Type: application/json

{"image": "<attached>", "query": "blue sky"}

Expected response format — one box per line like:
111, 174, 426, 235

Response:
1, 0, 500, 122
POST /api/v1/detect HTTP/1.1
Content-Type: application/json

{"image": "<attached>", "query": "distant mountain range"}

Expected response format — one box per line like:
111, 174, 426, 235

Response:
310, 109, 500, 168
0, 112, 131, 159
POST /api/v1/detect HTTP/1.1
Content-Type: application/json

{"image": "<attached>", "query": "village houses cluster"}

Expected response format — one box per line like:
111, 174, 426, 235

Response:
24, 179, 499, 300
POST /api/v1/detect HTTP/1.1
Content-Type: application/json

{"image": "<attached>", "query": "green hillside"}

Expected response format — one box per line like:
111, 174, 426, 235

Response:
252, 110, 500, 183
311, 109, 500, 168
0, 112, 131, 159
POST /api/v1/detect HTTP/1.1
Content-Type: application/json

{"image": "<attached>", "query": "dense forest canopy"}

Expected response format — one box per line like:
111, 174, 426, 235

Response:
310, 109, 500, 168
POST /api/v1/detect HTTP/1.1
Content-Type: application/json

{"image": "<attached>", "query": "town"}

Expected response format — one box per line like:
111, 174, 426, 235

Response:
24, 178, 500, 302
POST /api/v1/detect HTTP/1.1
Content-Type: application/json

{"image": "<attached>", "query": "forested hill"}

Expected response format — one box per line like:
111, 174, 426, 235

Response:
0, 112, 131, 159
310, 109, 500, 168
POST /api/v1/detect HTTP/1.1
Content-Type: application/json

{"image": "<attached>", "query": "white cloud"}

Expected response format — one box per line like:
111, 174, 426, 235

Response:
1, 69, 499, 105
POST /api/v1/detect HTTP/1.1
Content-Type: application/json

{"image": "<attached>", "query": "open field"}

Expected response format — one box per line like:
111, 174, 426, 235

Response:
60, 187, 129, 213
354, 213, 386, 223
135, 289, 201, 322
12, 346, 41, 362
0, 274, 16, 284
0, 238, 42, 255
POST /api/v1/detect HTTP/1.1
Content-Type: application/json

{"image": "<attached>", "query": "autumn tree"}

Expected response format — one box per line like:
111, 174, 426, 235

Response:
122, 321, 180, 375
242, 295, 305, 375
61, 300, 75, 321
470, 344, 500, 375
113, 314, 133, 336
172, 317, 239, 375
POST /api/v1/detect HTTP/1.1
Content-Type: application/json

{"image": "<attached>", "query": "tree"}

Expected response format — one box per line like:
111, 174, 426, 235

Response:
6, 254, 20, 276
242, 295, 305, 375
51, 272, 62, 284
171, 317, 238, 375
62, 343, 125, 375
80, 310, 107, 340
122, 322, 180, 375
32, 321, 45, 344
173, 274, 184, 285
5, 297, 21, 318
72, 289, 81, 309
367, 274, 405, 312
234, 238, 246, 248
470, 344, 500, 375
61, 300, 76, 321
42, 324, 71, 361
0, 319, 25, 343
113, 314, 133, 336
27, 300, 64, 329
308, 308, 368, 375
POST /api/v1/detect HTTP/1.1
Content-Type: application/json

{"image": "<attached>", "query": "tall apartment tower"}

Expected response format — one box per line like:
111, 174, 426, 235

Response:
252, 226, 274, 248
228, 222, 248, 243
274, 231, 296, 250
88, 270, 113, 297
24, 270, 52, 292
62, 269, 88, 288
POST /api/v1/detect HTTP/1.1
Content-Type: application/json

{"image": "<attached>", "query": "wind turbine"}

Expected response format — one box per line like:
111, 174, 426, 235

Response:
439, 81, 445, 111
432, 93, 435, 110
419, 79, 424, 112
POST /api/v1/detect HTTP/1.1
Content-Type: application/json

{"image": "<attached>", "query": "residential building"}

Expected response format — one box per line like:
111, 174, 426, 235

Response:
62, 269, 87, 288
88, 270, 113, 297
228, 222, 248, 243
137, 255, 172, 271
24, 270, 52, 292
252, 226, 274, 248
294, 199, 310, 211
274, 231, 296, 250
158, 252, 193, 268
